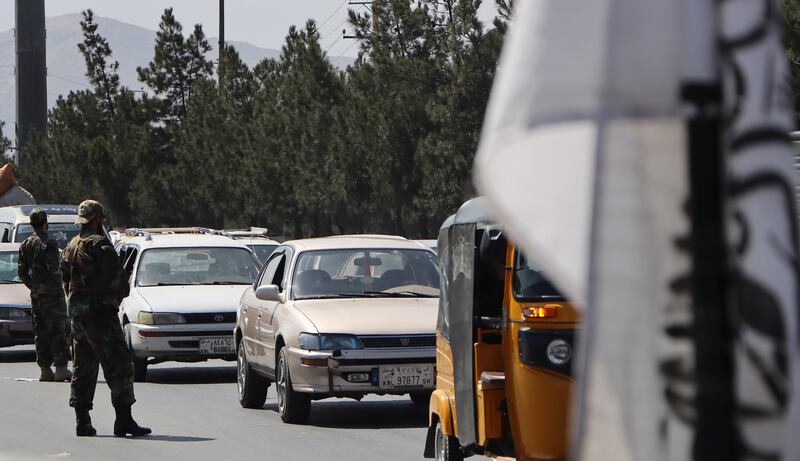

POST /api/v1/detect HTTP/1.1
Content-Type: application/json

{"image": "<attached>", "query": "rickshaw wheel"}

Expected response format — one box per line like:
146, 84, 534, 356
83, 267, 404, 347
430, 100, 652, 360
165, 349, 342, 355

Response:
435, 419, 463, 461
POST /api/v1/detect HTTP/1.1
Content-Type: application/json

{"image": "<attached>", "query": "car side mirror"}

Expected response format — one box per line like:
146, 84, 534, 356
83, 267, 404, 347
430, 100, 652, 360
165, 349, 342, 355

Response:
255, 284, 283, 302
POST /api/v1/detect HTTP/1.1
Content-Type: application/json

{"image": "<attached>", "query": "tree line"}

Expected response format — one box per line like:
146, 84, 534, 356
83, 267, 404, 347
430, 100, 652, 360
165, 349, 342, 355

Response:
5, 0, 511, 239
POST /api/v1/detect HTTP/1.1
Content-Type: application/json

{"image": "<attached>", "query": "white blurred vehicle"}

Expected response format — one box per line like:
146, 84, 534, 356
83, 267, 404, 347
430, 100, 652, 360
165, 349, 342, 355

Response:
0, 204, 80, 250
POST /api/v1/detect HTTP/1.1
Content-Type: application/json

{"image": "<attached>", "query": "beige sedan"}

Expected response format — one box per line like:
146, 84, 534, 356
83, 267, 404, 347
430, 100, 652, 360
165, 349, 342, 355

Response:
0, 243, 33, 347
234, 235, 440, 424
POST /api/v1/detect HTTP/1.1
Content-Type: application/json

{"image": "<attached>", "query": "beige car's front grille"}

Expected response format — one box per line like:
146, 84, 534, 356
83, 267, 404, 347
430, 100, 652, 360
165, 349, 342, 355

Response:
357, 335, 436, 349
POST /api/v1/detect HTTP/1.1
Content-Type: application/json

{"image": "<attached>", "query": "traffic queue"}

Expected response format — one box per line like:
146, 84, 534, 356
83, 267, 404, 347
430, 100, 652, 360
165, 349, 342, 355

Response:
1, 197, 578, 461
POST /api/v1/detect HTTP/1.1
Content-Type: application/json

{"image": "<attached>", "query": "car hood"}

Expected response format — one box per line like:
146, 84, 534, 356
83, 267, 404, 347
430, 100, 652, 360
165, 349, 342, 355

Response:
0, 283, 31, 307
292, 297, 438, 335
136, 285, 249, 313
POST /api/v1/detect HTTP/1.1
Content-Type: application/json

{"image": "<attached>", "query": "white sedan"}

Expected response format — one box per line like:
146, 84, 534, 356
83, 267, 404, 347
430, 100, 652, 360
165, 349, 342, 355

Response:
117, 232, 261, 381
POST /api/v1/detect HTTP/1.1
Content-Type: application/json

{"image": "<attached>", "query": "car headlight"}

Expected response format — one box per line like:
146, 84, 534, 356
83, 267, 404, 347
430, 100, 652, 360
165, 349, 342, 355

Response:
0, 306, 30, 320
137, 312, 187, 325
298, 333, 363, 351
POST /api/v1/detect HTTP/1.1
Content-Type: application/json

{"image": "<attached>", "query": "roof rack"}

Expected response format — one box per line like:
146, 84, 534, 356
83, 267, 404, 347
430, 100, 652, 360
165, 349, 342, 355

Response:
217, 227, 270, 238
124, 227, 216, 241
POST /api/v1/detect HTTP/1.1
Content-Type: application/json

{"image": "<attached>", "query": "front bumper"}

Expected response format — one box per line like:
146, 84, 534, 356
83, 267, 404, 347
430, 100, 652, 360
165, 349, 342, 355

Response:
129, 322, 236, 361
0, 319, 34, 347
285, 346, 436, 395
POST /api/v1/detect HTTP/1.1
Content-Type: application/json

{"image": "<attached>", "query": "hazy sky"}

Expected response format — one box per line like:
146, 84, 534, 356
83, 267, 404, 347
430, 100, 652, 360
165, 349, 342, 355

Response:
1, 0, 498, 55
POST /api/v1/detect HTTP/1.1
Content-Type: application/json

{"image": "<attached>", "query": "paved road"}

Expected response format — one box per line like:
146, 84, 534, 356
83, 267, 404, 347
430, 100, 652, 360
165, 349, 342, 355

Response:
0, 345, 482, 461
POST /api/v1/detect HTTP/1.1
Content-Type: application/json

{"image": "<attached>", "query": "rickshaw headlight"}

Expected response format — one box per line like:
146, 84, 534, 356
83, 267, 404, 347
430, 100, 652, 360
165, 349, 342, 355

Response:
546, 339, 571, 366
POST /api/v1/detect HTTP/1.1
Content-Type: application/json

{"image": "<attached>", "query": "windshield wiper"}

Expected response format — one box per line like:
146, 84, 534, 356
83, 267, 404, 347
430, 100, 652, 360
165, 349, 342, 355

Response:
295, 294, 355, 300
360, 290, 438, 298
145, 282, 187, 287
0, 280, 21, 284
203, 281, 251, 285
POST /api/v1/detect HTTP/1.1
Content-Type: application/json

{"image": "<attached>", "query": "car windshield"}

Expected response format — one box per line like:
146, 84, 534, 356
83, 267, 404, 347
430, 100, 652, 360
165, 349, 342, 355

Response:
292, 248, 440, 299
15, 223, 81, 250
248, 244, 278, 265
0, 251, 21, 283
136, 247, 260, 287
513, 252, 564, 301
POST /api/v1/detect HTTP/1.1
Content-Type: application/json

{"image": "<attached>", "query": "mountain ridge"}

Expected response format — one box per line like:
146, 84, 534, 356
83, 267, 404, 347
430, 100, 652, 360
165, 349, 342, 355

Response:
0, 13, 355, 143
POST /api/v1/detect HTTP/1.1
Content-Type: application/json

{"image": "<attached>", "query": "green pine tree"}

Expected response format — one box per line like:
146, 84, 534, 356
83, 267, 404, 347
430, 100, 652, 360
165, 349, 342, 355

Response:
0, 121, 10, 156
137, 8, 214, 122
784, 0, 800, 126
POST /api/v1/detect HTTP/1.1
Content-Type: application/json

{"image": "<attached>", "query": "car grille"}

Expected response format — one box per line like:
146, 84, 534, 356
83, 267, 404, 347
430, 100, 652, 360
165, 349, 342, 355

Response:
181, 312, 236, 324
162, 330, 232, 337
357, 335, 436, 349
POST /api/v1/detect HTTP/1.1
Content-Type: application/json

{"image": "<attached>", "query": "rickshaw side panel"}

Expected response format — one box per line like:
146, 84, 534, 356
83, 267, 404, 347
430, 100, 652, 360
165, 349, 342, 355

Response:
474, 337, 505, 445
504, 322, 574, 460
448, 222, 479, 447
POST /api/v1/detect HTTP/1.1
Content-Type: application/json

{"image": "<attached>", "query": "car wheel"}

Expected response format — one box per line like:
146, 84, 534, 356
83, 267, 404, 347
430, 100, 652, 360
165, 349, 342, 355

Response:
124, 324, 148, 382
276, 347, 311, 424
237, 340, 268, 408
410, 390, 432, 406
435, 419, 463, 461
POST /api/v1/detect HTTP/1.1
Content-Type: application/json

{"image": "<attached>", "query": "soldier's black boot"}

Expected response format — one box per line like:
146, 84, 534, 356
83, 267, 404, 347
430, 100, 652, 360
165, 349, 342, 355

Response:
113, 404, 151, 437
75, 407, 97, 437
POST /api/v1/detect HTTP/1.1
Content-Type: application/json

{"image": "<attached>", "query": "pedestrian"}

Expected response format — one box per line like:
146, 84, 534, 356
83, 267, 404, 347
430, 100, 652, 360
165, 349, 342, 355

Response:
17, 208, 72, 382
61, 200, 150, 437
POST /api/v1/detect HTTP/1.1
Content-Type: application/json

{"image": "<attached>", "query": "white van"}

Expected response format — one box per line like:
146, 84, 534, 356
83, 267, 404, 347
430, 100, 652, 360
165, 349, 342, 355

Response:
0, 204, 81, 249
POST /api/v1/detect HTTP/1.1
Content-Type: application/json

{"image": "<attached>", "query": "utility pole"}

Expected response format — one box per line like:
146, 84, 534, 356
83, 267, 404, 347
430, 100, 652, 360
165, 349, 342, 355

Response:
15, 0, 47, 165
218, 0, 225, 87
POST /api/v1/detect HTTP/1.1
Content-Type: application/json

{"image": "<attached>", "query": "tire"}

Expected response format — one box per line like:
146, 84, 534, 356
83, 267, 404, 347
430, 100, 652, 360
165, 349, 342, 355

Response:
435, 419, 463, 461
125, 324, 148, 382
276, 347, 311, 424
410, 390, 432, 406
237, 340, 268, 408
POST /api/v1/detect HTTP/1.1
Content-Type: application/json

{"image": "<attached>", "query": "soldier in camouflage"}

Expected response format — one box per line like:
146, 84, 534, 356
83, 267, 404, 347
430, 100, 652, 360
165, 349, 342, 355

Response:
17, 208, 72, 382
61, 200, 151, 438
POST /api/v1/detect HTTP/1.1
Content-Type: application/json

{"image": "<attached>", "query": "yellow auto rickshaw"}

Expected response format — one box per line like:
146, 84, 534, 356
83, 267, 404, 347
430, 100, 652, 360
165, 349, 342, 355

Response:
424, 198, 579, 461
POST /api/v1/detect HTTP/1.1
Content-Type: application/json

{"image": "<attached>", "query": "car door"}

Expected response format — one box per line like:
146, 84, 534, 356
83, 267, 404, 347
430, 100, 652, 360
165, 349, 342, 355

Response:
118, 245, 140, 324
240, 259, 273, 366
251, 250, 287, 368
258, 247, 292, 371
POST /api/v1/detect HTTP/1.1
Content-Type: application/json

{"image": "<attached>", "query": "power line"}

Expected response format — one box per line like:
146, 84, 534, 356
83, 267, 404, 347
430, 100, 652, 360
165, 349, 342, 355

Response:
324, 33, 344, 54
335, 39, 359, 61
47, 72, 90, 88
315, 0, 348, 33
321, 18, 348, 41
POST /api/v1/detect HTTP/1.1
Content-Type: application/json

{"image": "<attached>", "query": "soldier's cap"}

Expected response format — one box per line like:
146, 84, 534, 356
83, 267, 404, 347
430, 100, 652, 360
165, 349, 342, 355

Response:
76, 200, 106, 225
29, 208, 47, 228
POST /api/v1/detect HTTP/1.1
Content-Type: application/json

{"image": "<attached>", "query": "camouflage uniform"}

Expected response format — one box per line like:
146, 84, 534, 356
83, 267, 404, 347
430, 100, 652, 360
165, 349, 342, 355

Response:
62, 206, 134, 410
17, 210, 71, 369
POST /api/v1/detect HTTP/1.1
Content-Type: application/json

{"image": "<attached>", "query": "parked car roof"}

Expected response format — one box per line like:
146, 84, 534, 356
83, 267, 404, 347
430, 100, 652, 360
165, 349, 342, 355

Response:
284, 235, 430, 252
0, 242, 21, 251
231, 236, 280, 246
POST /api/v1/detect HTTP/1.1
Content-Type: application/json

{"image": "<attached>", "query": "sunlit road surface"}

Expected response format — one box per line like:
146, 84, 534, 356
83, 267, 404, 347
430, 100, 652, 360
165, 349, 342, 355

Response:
0, 345, 489, 461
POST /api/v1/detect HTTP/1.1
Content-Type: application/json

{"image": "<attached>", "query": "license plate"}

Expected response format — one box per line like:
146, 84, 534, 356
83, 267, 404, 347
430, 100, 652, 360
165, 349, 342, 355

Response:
199, 337, 234, 355
379, 364, 434, 390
